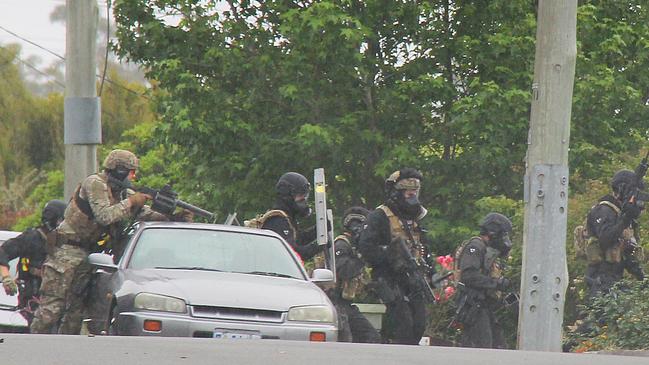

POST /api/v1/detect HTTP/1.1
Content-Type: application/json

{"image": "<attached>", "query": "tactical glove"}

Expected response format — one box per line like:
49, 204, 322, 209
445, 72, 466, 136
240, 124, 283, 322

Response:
128, 192, 149, 209
2, 275, 17, 296
496, 277, 511, 291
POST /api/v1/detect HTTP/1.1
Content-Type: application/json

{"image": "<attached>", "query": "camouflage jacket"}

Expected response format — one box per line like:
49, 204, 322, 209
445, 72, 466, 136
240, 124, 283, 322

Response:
56, 172, 167, 246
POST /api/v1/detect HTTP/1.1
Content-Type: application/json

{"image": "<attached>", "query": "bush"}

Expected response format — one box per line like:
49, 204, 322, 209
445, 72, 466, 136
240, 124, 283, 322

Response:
566, 279, 649, 352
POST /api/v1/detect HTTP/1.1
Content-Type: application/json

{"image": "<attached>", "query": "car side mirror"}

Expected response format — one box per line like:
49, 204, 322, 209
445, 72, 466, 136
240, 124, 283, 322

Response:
310, 268, 334, 283
88, 253, 117, 272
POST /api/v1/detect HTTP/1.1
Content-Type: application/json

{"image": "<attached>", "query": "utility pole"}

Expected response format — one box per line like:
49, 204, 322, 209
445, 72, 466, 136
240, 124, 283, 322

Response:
517, 0, 577, 352
64, 0, 101, 200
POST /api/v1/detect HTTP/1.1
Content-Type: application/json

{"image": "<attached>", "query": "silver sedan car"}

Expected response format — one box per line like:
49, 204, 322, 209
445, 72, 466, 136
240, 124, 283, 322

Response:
87, 222, 337, 341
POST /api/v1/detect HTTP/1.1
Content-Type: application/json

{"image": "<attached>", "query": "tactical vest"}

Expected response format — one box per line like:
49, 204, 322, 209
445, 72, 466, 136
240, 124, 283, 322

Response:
581, 201, 635, 265
453, 237, 502, 283
245, 209, 297, 242
332, 234, 371, 300
378, 205, 424, 262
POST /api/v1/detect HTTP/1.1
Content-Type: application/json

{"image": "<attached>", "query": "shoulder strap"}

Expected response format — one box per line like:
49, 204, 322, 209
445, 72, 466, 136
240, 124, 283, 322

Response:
598, 201, 621, 215
377, 205, 402, 236
261, 209, 290, 221
334, 234, 351, 245
74, 184, 95, 219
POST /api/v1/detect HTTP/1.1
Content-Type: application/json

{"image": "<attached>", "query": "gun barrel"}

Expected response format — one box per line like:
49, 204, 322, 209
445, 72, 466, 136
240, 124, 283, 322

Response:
176, 200, 214, 219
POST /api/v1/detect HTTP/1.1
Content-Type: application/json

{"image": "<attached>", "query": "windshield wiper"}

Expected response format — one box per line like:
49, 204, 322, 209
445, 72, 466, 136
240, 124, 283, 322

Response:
154, 266, 223, 272
242, 271, 298, 279
0, 303, 17, 310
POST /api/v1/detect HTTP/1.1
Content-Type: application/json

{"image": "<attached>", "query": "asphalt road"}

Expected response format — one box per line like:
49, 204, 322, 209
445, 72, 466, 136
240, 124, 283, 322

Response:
1, 334, 648, 365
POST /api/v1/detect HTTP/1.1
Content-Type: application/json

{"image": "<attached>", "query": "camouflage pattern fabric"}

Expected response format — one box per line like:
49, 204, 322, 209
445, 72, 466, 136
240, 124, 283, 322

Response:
30, 244, 89, 334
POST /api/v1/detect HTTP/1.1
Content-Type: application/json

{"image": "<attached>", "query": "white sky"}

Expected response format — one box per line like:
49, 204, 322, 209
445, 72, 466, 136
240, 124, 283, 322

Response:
0, 0, 68, 66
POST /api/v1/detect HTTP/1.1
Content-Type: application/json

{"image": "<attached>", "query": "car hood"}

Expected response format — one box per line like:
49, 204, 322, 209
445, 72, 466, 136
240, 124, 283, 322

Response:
120, 269, 329, 312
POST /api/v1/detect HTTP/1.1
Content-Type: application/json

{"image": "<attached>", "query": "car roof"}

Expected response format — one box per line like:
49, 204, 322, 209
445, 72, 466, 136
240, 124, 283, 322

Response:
0, 230, 20, 242
136, 221, 284, 239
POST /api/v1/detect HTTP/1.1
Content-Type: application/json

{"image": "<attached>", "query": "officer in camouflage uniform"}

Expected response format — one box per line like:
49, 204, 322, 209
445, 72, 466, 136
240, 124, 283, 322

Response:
261, 172, 323, 260
327, 206, 380, 343
584, 169, 645, 299
30, 149, 174, 335
453, 213, 513, 349
0, 200, 66, 324
358, 168, 433, 345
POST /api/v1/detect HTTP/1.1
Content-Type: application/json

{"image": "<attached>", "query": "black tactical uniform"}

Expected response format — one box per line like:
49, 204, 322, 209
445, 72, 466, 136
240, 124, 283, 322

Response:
584, 170, 645, 298
0, 200, 66, 324
359, 168, 432, 345
454, 213, 513, 349
327, 207, 380, 343
262, 172, 322, 260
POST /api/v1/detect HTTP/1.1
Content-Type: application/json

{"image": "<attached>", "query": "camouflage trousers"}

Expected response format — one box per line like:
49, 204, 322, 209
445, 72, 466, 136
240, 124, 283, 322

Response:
30, 244, 92, 335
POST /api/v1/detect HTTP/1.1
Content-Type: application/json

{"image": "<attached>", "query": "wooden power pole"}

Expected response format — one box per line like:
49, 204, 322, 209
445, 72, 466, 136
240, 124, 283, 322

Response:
517, 0, 577, 351
64, 0, 101, 199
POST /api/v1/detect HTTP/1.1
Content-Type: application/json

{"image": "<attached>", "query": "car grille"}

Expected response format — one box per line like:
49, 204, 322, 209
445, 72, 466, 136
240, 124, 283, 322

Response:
191, 305, 284, 323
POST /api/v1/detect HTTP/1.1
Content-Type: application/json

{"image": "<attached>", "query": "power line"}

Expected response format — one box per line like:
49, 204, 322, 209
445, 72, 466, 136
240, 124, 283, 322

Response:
0, 24, 150, 100
0, 47, 65, 89
0, 24, 64, 61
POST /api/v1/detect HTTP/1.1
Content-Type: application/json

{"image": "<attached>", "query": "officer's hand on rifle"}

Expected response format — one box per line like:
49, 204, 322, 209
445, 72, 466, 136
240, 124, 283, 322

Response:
2, 275, 17, 296
128, 192, 151, 209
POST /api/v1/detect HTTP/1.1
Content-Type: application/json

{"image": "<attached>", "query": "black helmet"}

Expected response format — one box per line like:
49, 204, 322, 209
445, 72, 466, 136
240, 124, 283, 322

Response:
276, 172, 311, 217
41, 199, 66, 231
611, 169, 640, 194
341, 206, 370, 231
480, 212, 513, 255
480, 213, 513, 235
341, 206, 369, 242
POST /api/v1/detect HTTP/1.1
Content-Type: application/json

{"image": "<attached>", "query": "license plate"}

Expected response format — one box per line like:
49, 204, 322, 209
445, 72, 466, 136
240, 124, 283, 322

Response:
213, 329, 261, 340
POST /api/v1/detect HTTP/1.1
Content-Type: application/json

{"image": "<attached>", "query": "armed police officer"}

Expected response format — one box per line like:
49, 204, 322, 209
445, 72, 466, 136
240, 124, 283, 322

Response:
358, 168, 433, 345
260, 172, 323, 260
584, 169, 645, 299
327, 206, 380, 343
0, 200, 66, 324
453, 212, 513, 349
30, 149, 184, 335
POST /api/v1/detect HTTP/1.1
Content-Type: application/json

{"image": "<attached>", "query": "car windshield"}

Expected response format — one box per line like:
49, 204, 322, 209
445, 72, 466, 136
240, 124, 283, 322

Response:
128, 228, 305, 280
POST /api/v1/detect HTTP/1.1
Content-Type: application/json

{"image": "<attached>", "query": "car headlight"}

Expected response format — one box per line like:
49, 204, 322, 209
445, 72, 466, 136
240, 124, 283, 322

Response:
287, 305, 334, 323
134, 293, 187, 313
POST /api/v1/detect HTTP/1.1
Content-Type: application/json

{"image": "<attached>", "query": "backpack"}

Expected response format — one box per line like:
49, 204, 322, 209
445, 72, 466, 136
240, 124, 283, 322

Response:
573, 201, 623, 263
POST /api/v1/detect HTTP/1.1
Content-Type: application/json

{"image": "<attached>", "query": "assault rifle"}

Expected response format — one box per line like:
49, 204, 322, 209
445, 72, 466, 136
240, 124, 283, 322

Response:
396, 238, 438, 303
107, 176, 215, 221
630, 150, 649, 204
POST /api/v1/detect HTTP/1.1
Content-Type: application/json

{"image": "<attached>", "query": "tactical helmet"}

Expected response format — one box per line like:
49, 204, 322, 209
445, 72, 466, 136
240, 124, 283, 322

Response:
103, 149, 139, 171
479, 212, 513, 235
611, 169, 640, 193
384, 168, 423, 195
276, 172, 311, 217
385, 168, 423, 218
276, 172, 311, 198
41, 199, 66, 231
341, 206, 370, 231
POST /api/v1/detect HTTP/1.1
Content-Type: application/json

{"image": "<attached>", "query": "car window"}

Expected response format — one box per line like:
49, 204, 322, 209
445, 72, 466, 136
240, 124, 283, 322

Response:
128, 228, 305, 279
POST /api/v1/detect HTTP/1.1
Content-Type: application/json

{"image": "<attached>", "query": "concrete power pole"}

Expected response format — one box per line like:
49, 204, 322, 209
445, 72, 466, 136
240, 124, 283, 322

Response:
517, 0, 577, 351
64, 0, 101, 200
